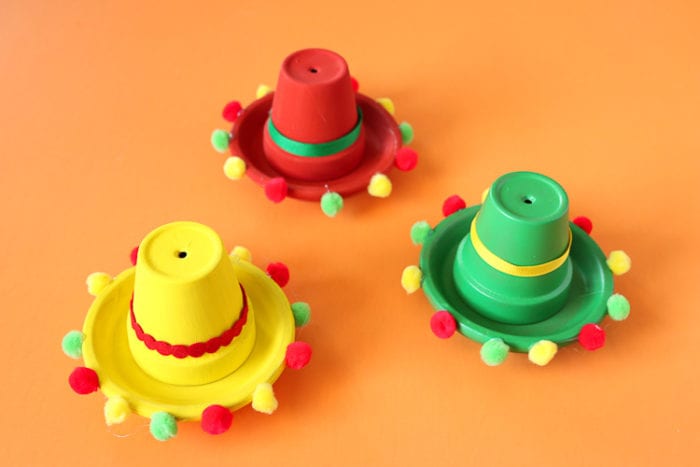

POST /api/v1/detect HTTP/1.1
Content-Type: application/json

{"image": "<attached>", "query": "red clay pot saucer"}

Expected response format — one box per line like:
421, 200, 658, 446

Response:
229, 92, 402, 201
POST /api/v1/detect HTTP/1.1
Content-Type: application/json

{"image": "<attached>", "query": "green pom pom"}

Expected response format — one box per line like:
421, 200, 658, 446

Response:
211, 129, 230, 153
150, 412, 177, 441
399, 122, 414, 145
480, 338, 509, 366
320, 192, 344, 217
61, 330, 83, 359
410, 221, 431, 245
607, 293, 630, 321
291, 302, 311, 327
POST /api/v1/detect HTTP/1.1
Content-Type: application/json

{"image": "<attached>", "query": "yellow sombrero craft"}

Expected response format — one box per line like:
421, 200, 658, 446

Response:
62, 222, 313, 440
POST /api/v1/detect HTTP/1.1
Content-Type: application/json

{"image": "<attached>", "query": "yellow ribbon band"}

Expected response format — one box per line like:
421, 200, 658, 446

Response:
469, 214, 572, 277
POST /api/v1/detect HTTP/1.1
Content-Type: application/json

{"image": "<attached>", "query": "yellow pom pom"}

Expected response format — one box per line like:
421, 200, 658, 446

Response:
104, 396, 131, 426
86, 272, 112, 296
528, 340, 558, 366
223, 156, 246, 180
230, 245, 252, 262
368, 173, 392, 198
401, 265, 422, 294
481, 187, 490, 203
256, 84, 272, 99
376, 97, 395, 115
252, 383, 278, 415
607, 250, 631, 276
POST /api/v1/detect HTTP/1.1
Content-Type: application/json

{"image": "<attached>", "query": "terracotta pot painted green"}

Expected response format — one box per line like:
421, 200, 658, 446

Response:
453, 172, 573, 324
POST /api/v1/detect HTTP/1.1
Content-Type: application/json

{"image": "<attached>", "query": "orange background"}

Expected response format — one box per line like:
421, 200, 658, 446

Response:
1, 0, 699, 465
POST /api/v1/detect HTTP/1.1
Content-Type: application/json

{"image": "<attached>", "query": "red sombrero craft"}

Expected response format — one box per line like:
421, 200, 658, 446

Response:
210, 48, 418, 217
62, 222, 313, 440
402, 172, 632, 366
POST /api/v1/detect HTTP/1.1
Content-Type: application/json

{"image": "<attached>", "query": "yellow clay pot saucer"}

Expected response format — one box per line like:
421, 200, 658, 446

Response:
81, 258, 295, 420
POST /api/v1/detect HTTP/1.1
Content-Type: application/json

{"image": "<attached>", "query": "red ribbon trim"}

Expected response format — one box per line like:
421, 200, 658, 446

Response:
130, 285, 249, 359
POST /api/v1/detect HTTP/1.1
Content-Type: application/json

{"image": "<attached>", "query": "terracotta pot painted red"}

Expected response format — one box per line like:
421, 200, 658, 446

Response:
228, 49, 404, 201
262, 48, 366, 181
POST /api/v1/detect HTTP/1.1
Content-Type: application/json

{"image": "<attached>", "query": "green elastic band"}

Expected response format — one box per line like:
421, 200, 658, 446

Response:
267, 108, 363, 157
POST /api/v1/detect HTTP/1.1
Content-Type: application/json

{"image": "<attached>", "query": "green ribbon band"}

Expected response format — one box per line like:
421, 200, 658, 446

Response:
267, 108, 363, 157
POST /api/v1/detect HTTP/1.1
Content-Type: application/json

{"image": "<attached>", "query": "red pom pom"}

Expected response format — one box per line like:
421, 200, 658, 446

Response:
130, 246, 139, 266
68, 367, 99, 394
222, 101, 243, 122
578, 323, 606, 350
442, 195, 466, 217
573, 216, 593, 235
350, 76, 359, 93
201, 405, 233, 435
286, 341, 312, 369
394, 147, 418, 171
266, 262, 290, 287
264, 177, 288, 203
430, 311, 457, 339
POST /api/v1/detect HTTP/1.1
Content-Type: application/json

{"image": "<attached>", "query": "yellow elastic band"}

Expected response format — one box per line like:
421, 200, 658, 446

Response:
469, 214, 572, 277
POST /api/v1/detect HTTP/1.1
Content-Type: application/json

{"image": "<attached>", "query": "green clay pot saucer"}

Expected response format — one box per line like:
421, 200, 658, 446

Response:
419, 206, 613, 352
402, 172, 632, 366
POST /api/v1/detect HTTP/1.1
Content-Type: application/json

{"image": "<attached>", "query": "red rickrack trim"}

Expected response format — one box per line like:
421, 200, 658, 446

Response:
130, 285, 249, 359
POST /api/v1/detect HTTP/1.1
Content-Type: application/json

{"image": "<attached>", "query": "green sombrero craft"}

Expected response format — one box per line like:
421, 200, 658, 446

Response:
62, 222, 313, 440
402, 171, 632, 366
210, 48, 418, 217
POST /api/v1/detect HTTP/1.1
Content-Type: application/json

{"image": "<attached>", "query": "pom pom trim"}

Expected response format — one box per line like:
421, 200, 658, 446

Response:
285, 341, 312, 369
104, 396, 131, 426
256, 84, 272, 98
266, 262, 290, 287
399, 121, 414, 145
320, 191, 344, 217
480, 338, 510, 366
442, 195, 466, 217
211, 129, 231, 153
129, 246, 139, 266
572, 216, 593, 234
150, 412, 178, 441
430, 311, 457, 339
69, 366, 100, 394
367, 173, 392, 198
401, 265, 422, 294
291, 302, 311, 327
578, 323, 606, 351
62, 330, 84, 359
222, 101, 243, 122
376, 97, 395, 115
86, 272, 112, 296
230, 245, 252, 262
394, 147, 418, 171
223, 156, 247, 180
410, 221, 431, 246
607, 293, 631, 321
130, 286, 249, 358
201, 405, 233, 435
528, 340, 558, 366
607, 250, 631, 276
264, 177, 288, 203
252, 382, 279, 415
